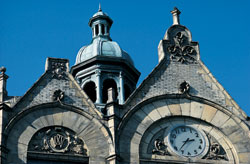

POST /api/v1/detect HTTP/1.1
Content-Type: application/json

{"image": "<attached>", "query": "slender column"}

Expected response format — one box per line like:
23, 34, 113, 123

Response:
96, 70, 102, 103
119, 72, 124, 104
104, 26, 108, 35
0, 67, 8, 103
92, 27, 96, 37
98, 24, 102, 35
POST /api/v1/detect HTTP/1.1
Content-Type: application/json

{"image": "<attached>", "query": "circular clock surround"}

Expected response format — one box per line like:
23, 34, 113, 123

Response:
165, 125, 209, 158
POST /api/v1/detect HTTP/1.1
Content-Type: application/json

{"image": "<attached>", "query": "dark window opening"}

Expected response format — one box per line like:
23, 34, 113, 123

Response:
83, 81, 96, 103
124, 84, 131, 101
95, 24, 99, 36
107, 26, 110, 34
102, 79, 117, 103
101, 24, 105, 35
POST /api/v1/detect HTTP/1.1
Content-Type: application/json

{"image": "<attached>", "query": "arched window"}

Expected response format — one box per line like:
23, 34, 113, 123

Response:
101, 24, 105, 35
102, 79, 117, 103
124, 84, 131, 101
83, 81, 96, 103
95, 24, 99, 36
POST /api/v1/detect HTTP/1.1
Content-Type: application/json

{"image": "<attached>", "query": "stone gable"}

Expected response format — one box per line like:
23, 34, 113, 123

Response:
124, 24, 246, 119
12, 58, 101, 118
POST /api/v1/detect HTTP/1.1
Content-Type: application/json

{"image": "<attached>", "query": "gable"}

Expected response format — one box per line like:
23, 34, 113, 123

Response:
124, 25, 246, 119
12, 58, 101, 118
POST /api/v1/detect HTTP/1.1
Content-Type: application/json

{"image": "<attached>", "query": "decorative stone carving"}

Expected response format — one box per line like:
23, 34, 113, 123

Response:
167, 32, 197, 64
179, 81, 190, 94
203, 134, 228, 161
152, 138, 171, 156
51, 61, 67, 79
52, 89, 64, 101
28, 126, 87, 155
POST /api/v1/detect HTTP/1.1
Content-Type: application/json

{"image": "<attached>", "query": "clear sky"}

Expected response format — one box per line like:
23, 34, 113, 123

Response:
0, 0, 249, 115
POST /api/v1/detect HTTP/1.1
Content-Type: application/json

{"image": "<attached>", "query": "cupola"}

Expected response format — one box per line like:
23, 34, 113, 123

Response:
71, 5, 140, 112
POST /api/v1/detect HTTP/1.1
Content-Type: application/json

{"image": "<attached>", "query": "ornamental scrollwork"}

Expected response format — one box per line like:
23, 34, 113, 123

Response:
167, 32, 197, 64
28, 126, 87, 155
51, 61, 67, 79
203, 134, 228, 161
152, 138, 171, 156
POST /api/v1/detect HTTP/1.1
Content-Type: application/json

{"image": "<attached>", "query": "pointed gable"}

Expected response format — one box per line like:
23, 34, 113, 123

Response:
13, 58, 101, 118
124, 9, 246, 119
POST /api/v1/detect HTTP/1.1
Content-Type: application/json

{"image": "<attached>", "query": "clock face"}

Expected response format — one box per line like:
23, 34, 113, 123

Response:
167, 125, 206, 157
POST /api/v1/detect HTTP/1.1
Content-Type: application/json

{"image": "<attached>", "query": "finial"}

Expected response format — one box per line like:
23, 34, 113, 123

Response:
98, 3, 102, 12
171, 7, 181, 25
0, 66, 6, 73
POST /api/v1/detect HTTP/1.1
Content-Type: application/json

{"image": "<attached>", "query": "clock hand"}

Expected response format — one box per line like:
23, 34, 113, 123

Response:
180, 138, 189, 150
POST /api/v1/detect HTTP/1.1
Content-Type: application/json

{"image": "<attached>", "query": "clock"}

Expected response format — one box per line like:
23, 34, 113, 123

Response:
167, 125, 208, 157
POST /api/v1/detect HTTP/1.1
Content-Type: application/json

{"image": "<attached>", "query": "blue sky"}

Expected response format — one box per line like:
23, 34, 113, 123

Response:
0, 0, 249, 115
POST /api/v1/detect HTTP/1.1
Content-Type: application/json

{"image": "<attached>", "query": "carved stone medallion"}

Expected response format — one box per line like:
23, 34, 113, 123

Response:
28, 126, 87, 155
52, 89, 64, 101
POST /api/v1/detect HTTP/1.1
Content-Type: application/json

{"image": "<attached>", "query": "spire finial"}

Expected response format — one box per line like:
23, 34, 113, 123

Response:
98, 3, 102, 12
171, 7, 181, 25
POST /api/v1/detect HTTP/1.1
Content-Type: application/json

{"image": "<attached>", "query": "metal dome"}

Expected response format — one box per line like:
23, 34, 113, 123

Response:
75, 37, 134, 66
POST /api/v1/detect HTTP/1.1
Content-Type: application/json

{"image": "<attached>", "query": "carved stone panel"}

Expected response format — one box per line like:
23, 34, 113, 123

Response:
28, 126, 88, 155
167, 32, 197, 64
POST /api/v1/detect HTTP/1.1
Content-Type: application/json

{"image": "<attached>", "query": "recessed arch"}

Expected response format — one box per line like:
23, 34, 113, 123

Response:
117, 95, 248, 163
83, 81, 96, 103
102, 78, 118, 103
4, 103, 112, 164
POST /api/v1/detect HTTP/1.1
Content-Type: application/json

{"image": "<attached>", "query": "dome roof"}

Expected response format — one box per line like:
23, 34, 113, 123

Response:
92, 10, 108, 17
75, 37, 134, 66
75, 5, 134, 66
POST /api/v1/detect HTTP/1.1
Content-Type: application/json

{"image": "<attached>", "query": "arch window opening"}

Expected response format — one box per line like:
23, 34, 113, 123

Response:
124, 84, 131, 101
101, 24, 105, 35
95, 24, 99, 36
102, 79, 118, 103
83, 81, 96, 103
107, 26, 110, 34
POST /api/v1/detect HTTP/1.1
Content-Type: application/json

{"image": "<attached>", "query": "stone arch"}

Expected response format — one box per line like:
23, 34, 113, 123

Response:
4, 103, 113, 164
118, 95, 250, 163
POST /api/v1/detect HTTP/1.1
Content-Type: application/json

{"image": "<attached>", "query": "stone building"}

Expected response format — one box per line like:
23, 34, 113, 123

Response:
0, 7, 250, 164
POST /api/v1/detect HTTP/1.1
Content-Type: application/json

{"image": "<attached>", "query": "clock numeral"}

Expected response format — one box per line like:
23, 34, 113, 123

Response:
199, 139, 203, 144
194, 150, 197, 154
171, 134, 176, 139
189, 128, 192, 133
181, 127, 186, 132
188, 152, 191, 155
181, 150, 184, 154
198, 145, 202, 149
174, 146, 178, 151
175, 129, 179, 134
195, 132, 199, 137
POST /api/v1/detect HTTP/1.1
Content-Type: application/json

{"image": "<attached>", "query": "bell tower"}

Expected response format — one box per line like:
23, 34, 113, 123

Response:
71, 5, 140, 112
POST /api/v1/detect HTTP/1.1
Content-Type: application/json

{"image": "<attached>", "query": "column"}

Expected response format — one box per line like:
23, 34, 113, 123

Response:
95, 69, 102, 104
104, 25, 108, 35
119, 72, 124, 104
98, 24, 102, 35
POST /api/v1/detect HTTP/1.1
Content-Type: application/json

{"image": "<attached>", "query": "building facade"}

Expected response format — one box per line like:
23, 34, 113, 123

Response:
0, 7, 250, 164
